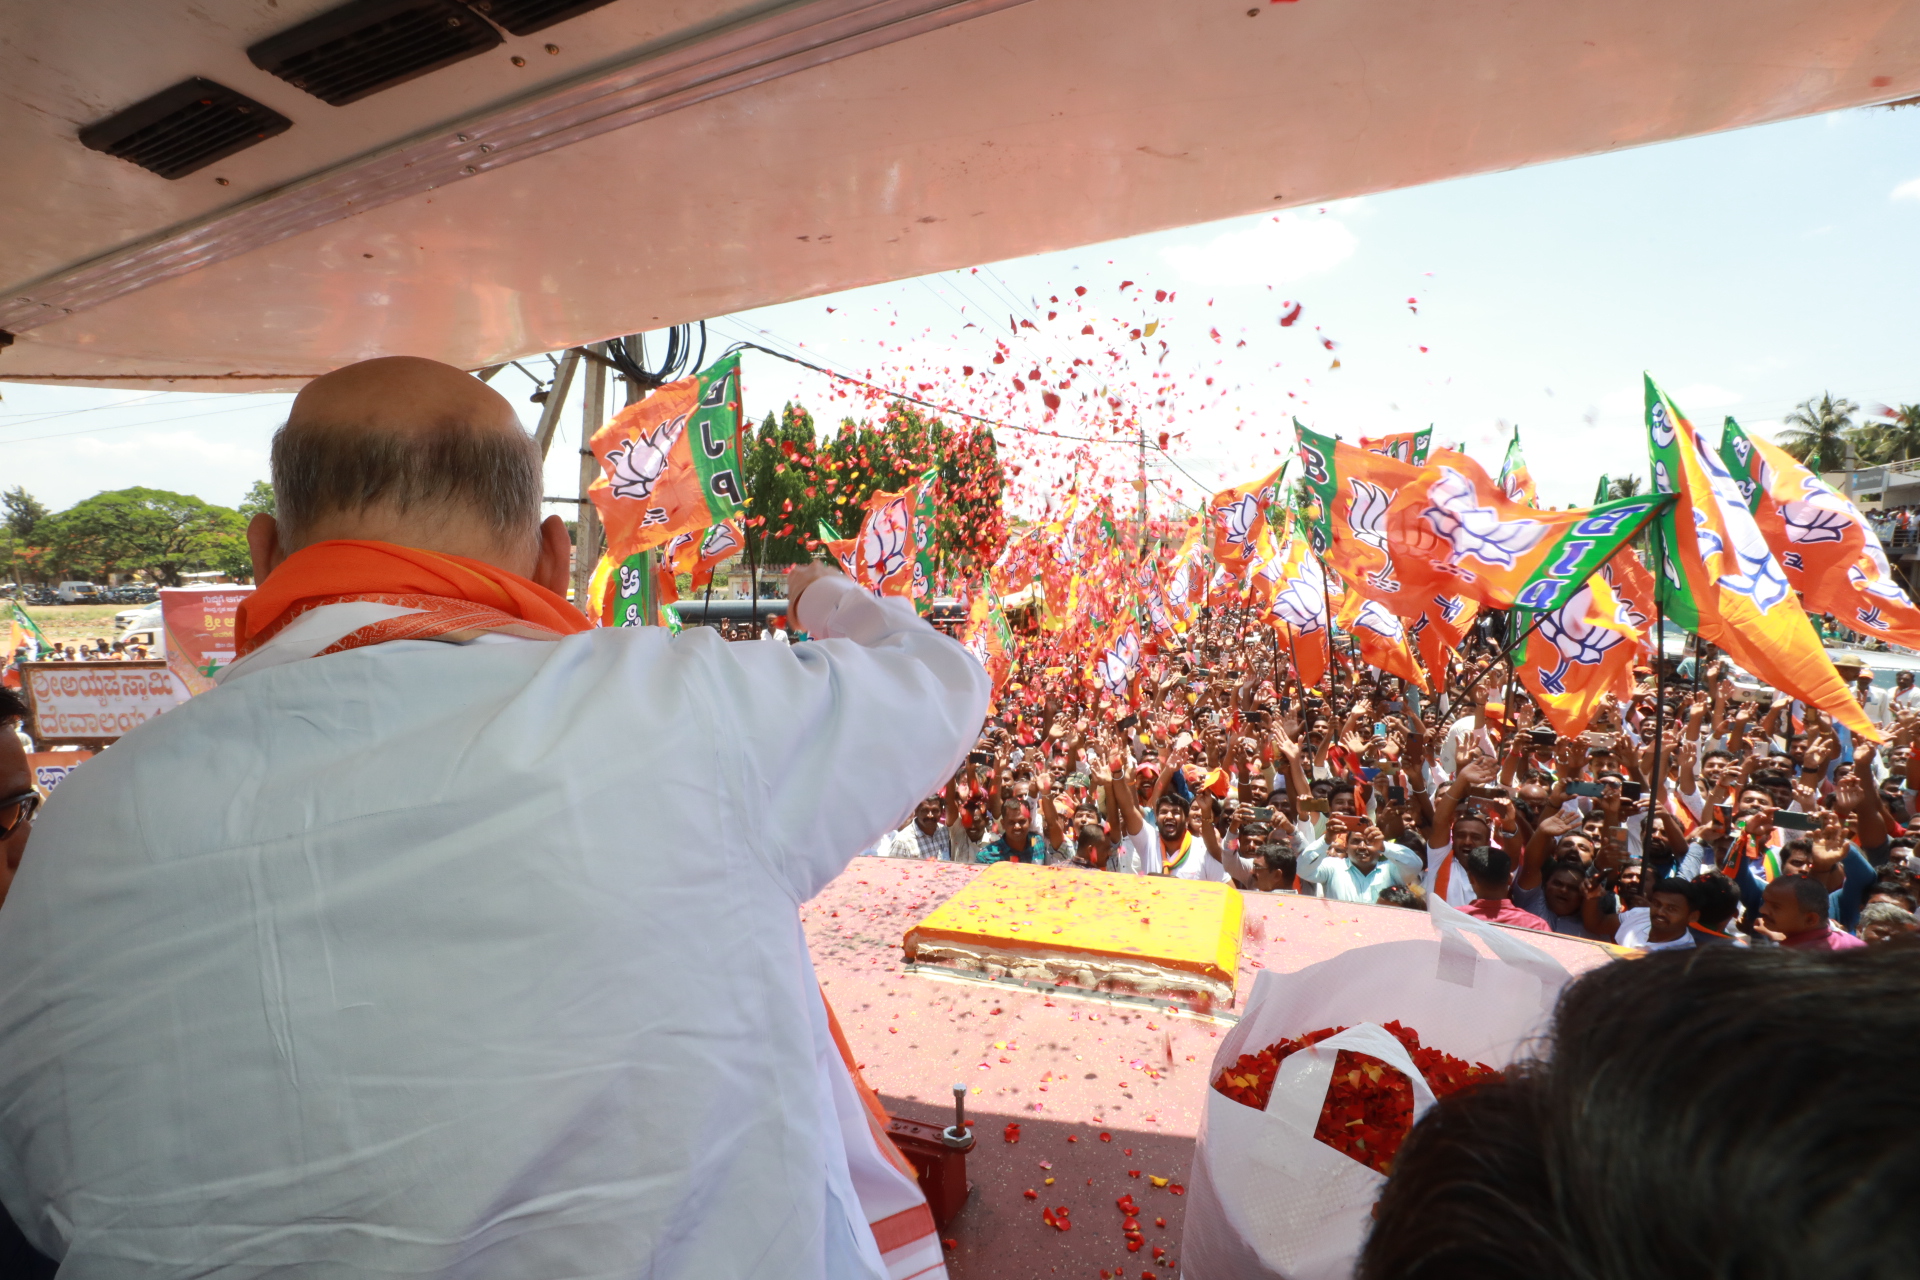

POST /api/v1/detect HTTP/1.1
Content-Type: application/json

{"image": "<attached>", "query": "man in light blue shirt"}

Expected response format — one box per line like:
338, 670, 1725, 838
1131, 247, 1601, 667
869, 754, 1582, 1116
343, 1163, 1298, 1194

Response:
1298, 823, 1425, 903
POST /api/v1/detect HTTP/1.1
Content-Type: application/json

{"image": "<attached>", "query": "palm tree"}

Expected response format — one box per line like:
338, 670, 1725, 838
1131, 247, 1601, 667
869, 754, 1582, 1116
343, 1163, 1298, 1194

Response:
1607, 475, 1644, 499
1778, 393, 1860, 472
1864, 403, 1920, 465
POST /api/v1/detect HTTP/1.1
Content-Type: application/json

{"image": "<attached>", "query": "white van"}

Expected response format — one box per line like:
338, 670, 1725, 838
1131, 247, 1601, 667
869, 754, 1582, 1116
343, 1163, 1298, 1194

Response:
55, 581, 101, 603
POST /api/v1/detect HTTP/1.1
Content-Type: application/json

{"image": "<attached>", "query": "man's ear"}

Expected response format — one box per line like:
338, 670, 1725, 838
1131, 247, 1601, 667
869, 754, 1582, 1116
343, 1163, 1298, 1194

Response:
533, 515, 572, 598
247, 514, 287, 583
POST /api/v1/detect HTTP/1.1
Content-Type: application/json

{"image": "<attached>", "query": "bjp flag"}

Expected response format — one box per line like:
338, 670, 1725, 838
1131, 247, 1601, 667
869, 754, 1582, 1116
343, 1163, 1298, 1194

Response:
1721, 417, 1920, 649
1499, 425, 1537, 506
1407, 591, 1478, 688
1087, 615, 1142, 702
855, 488, 918, 597
1296, 421, 1420, 596
964, 591, 1016, 694
1334, 578, 1429, 690
588, 354, 746, 561
1356, 427, 1432, 466
1514, 560, 1648, 736
1208, 462, 1288, 571
1645, 376, 1878, 740
1158, 523, 1205, 633
1383, 450, 1670, 618
1265, 529, 1332, 689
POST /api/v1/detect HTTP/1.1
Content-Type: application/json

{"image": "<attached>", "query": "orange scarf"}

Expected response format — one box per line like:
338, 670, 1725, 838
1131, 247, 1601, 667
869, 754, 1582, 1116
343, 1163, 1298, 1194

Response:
236, 540, 591, 657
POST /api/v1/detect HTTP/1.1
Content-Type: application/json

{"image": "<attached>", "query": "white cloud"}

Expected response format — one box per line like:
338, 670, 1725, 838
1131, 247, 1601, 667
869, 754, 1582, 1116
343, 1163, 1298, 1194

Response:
1893, 176, 1920, 203
1160, 212, 1358, 288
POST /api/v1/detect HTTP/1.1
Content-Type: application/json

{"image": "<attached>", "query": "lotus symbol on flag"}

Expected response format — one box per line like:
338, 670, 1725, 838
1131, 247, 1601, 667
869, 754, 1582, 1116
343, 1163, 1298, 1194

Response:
1537, 588, 1626, 695
1271, 579, 1325, 633
863, 496, 911, 582
1781, 499, 1850, 545
1848, 555, 1913, 604
1697, 442, 1793, 612
604, 413, 687, 501
1418, 467, 1549, 570
700, 524, 741, 558
1095, 631, 1141, 696
1649, 400, 1677, 447
1218, 494, 1261, 556
1352, 599, 1406, 640
1347, 479, 1392, 553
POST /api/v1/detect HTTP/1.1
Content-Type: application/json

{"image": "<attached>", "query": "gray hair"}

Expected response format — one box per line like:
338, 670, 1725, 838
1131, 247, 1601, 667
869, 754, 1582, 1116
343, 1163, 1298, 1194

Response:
270, 415, 542, 551
1861, 901, 1918, 932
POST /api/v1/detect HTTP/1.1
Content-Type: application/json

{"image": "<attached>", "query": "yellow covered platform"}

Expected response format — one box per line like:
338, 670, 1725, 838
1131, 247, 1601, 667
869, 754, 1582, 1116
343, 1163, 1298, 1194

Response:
902, 863, 1243, 1011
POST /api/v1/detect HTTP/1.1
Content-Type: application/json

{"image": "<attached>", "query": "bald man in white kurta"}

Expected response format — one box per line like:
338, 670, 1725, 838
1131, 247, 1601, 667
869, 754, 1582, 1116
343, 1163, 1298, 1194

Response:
0, 574, 986, 1278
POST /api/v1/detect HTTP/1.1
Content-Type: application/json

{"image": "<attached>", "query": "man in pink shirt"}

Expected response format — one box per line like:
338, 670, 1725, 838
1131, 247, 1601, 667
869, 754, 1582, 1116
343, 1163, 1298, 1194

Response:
1458, 845, 1551, 932
1762, 874, 1867, 951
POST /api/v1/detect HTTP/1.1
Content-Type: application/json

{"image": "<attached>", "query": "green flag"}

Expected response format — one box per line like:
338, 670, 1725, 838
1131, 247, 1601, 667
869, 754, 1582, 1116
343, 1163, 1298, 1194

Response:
1644, 374, 1700, 631
1592, 474, 1612, 504
1717, 417, 1764, 513
10, 602, 46, 652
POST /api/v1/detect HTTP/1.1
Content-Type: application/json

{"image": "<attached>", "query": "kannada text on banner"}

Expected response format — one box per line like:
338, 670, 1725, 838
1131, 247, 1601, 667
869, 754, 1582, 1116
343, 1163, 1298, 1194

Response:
22, 662, 179, 744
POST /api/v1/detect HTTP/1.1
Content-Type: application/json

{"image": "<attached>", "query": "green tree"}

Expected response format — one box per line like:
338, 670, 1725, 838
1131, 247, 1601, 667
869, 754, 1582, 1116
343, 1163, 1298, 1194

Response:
1778, 393, 1860, 472
2, 487, 49, 541
239, 480, 276, 518
1607, 475, 1645, 499
41, 488, 251, 585
1860, 404, 1920, 465
741, 404, 826, 567
737, 401, 1006, 586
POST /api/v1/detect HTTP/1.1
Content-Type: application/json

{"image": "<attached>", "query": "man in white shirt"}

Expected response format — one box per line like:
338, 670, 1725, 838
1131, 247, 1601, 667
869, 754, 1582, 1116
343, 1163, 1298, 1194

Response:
878, 796, 951, 859
1614, 877, 1699, 951
1296, 823, 1424, 903
0, 358, 988, 1279
1891, 669, 1920, 719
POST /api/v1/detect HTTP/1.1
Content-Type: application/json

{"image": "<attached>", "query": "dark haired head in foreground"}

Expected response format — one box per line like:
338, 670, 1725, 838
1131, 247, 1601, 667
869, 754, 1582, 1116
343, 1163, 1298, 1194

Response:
1361, 946, 1920, 1280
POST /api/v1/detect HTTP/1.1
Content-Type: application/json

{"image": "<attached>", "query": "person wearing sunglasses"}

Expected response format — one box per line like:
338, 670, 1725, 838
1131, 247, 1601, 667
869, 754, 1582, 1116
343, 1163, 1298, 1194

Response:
0, 687, 35, 910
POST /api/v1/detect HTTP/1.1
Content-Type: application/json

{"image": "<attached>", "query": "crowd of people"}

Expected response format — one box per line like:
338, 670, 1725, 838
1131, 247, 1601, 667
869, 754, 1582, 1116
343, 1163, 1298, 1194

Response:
865, 606, 1920, 952
1866, 503, 1920, 547
8, 638, 151, 667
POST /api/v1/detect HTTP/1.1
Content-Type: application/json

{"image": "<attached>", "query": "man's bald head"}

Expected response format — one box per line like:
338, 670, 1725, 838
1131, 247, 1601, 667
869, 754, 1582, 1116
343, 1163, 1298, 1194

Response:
271, 356, 543, 562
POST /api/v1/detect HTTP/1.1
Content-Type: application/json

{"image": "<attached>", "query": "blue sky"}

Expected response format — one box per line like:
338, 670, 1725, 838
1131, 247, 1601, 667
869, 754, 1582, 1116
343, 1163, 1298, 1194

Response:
2, 102, 1916, 520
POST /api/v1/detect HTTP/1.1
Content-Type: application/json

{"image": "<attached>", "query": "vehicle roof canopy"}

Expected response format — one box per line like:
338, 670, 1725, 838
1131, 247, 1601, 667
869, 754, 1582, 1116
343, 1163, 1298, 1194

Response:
2, 0, 1916, 390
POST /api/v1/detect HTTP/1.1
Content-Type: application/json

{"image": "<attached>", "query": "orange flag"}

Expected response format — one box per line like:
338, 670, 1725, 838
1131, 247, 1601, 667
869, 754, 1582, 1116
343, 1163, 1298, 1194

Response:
1295, 422, 1420, 597
1334, 578, 1429, 691
1264, 528, 1331, 689
1723, 419, 1920, 649
1645, 376, 1879, 741
1515, 560, 1647, 736
854, 489, 917, 597
1384, 451, 1670, 617
1208, 462, 1288, 573
587, 355, 746, 561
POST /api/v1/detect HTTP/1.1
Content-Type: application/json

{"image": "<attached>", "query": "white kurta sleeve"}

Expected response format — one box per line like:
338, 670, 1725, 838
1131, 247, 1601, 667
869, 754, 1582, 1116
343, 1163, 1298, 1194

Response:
701, 575, 990, 900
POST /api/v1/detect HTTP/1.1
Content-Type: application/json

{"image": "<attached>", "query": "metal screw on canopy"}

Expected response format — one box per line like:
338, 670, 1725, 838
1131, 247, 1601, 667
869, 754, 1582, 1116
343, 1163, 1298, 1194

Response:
943, 1081, 973, 1148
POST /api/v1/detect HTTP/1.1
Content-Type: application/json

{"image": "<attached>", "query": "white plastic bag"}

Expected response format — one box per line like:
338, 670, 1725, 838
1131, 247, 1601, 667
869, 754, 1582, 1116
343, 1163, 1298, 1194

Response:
1182, 899, 1574, 1280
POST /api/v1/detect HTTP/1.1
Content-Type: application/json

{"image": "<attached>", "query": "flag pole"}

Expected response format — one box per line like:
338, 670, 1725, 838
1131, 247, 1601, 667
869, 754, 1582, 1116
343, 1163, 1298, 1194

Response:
1645, 519, 1670, 881
1499, 608, 1518, 742
1317, 552, 1339, 692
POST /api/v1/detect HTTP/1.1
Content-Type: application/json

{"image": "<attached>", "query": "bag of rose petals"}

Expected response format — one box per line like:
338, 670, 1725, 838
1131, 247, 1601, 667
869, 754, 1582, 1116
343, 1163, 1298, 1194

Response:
1182, 897, 1574, 1280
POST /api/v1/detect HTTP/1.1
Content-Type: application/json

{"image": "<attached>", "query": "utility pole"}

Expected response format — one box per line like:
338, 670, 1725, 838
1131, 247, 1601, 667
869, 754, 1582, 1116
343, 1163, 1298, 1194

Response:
572, 343, 607, 611
1137, 419, 1148, 547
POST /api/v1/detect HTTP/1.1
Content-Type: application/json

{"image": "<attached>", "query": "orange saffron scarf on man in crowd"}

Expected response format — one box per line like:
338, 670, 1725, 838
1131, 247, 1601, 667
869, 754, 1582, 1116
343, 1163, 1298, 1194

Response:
234, 539, 592, 658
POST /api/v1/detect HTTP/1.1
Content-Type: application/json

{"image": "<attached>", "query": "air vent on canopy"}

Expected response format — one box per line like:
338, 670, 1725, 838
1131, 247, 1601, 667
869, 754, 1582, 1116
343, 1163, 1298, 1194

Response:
460, 0, 618, 36
78, 78, 293, 180
249, 0, 503, 107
